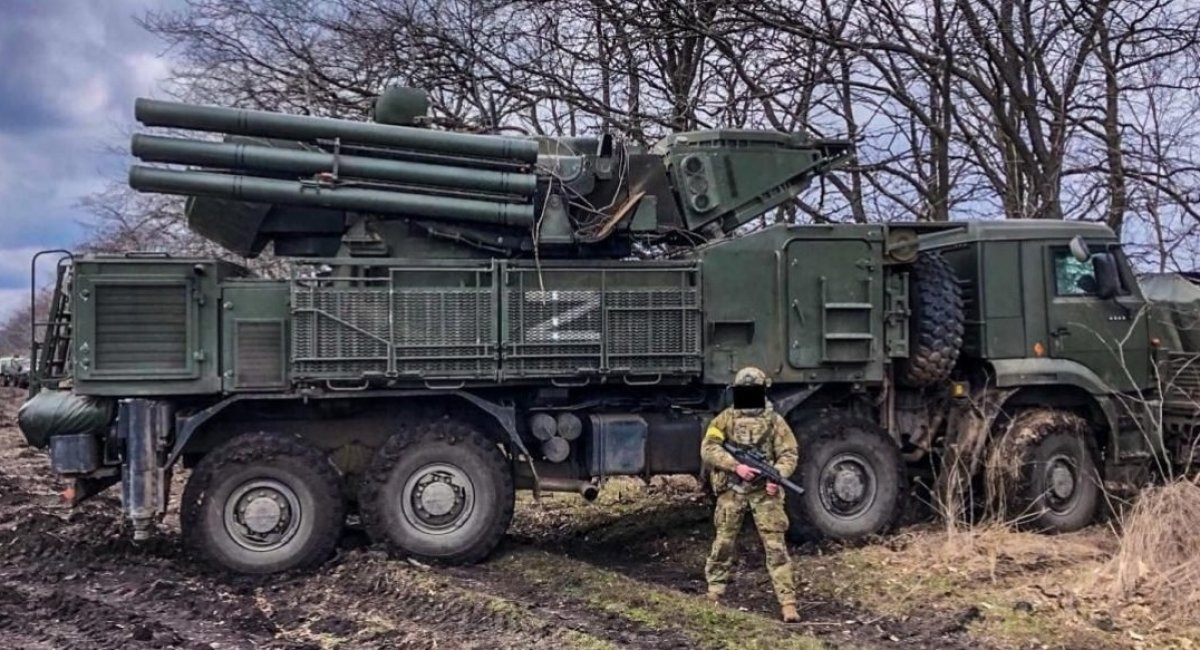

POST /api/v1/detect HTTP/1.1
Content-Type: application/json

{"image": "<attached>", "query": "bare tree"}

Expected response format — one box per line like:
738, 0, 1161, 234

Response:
65, 0, 1200, 273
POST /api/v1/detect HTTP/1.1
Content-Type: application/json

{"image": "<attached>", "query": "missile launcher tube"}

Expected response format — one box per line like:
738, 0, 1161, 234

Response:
132, 134, 538, 197
135, 98, 540, 164
129, 166, 536, 227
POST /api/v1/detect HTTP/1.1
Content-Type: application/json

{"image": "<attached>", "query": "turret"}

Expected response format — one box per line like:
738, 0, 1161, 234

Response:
129, 88, 852, 258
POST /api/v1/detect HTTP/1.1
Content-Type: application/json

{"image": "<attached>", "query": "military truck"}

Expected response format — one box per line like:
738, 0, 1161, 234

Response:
17, 88, 1199, 574
2, 356, 29, 388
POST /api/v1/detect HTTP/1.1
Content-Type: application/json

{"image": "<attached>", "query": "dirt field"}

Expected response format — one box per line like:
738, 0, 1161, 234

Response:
0, 388, 1187, 649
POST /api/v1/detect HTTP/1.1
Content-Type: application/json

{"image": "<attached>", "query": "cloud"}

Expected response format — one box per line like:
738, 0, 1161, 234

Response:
0, 0, 179, 322
0, 248, 52, 290
0, 290, 29, 327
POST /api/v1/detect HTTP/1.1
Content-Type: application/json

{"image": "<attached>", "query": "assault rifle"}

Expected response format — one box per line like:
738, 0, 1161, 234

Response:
721, 441, 805, 495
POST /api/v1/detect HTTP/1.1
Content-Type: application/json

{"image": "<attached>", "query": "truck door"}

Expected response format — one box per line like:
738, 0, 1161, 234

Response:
786, 238, 884, 382
1044, 244, 1149, 392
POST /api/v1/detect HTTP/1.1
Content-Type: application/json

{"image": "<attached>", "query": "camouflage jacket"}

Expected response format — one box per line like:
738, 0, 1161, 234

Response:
701, 404, 798, 493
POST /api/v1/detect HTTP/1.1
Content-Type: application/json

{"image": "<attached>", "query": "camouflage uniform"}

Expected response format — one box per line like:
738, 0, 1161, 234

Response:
701, 368, 799, 610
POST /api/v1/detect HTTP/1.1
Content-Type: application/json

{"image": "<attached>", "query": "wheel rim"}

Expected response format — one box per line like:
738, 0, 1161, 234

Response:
1043, 453, 1080, 513
400, 462, 475, 535
818, 452, 878, 519
223, 478, 303, 552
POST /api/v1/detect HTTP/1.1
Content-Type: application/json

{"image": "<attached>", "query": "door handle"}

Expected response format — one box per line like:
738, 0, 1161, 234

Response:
791, 299, 804, 324
1051, 326, 1070, 338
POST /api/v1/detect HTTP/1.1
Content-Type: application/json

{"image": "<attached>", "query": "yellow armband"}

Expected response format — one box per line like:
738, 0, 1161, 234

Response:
704, 426, 725, 441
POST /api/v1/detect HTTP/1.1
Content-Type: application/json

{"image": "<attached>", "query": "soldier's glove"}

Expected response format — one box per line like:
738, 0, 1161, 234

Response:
734, 464, 761, 482
765, 482, 779, 496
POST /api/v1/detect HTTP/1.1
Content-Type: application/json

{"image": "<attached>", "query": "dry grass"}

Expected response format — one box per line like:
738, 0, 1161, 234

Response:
821, 523, 1111, 608
801, 523, 1133, 648
1099, 478, 1200, 620
813, 484, 1200, 648
923, 523, 1111, 578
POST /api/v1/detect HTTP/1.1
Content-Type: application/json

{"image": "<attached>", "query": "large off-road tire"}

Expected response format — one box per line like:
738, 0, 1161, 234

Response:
987, 410, 1101, 533
360, 417, 514, 565
896, 252, 965, 388
785, 411, 907, 543
181, 432, 346, 575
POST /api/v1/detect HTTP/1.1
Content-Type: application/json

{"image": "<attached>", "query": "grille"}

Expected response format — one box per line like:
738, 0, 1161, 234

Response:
290, 284, 495, 379
1166, 352, 1200, 404
606, 290, 700, 373
292, 287, 390, 377
94, 284, 188, 372
393, 289, 494, 377
287, 266, 700, 382
235, 321, 285, 388
507, 289, 604, 375
504, 274, 701, 378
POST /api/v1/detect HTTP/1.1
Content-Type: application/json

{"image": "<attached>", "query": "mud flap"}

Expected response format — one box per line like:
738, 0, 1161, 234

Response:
63, 475, 120, 507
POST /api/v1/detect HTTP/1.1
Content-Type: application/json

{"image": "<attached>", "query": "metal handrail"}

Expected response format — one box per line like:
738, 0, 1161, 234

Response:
29, 250, 74, 391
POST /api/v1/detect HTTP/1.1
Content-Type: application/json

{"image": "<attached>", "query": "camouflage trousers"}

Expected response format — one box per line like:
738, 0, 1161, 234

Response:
705, 489, 796, 607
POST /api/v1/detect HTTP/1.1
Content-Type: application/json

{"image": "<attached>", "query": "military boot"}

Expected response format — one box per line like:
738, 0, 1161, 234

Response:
781, 603, 799, 623
706, 586, 725, 603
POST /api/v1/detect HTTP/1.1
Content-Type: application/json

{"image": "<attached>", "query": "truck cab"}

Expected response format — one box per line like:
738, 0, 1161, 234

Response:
925, 221, 1151, 393
917, 222, 1192, 519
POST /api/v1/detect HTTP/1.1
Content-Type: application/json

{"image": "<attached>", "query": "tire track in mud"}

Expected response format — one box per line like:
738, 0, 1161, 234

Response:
443, 558, 700, 650
0, 391, 300, 650
256, 550, 630, 650
0, 510, 303, 649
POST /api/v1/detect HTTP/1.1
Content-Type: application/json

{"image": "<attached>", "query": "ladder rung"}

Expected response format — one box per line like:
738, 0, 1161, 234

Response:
825, 333, 874, 341
824, 302, 873, 310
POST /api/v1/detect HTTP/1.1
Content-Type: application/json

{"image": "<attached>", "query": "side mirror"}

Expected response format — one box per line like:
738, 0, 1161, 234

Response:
1069, 235, 1091, 262
1092, 252, 1121, 300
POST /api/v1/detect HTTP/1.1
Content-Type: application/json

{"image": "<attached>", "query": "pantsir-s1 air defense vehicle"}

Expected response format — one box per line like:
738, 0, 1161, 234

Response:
18, 88, 1200, 574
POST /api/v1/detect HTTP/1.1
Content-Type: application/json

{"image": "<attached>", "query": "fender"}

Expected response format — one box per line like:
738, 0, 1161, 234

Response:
770, 383, 823, 418
167, 389, 537, 480
988, 358, 1124, 455
988, 358, 1117, 395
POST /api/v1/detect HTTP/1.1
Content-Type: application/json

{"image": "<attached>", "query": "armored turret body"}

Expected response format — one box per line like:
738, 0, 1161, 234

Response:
129, 87, 852, 260
18, 89, 1195, 575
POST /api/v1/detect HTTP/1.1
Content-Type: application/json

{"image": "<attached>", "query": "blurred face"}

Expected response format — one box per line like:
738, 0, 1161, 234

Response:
732, 385, 766, 410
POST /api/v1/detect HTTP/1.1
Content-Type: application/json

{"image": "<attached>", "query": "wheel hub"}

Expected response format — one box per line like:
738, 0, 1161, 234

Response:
224, 479, 302, 551
402, 463, 475, 535
819, 453, 877, 518
419, 481, 458, 517
242, 495, 285, 534
1047, 457, 1077, 504
832, 466, 867, 503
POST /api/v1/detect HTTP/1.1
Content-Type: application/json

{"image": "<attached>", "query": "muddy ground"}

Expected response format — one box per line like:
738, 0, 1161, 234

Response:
0, 388, 1178, 649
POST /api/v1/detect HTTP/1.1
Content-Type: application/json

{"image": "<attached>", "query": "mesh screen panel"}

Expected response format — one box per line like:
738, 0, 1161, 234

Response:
288, 265, 699, 382
291, 284, 495, 379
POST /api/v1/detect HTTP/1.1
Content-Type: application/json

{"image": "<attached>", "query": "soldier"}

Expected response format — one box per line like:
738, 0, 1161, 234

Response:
701, 366, 800, 622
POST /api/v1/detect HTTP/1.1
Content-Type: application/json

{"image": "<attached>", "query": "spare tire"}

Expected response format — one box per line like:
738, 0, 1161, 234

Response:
897, 252, 964, 387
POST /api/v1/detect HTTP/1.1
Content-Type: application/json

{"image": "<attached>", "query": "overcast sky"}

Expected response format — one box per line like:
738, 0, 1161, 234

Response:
0, 0, 179, 323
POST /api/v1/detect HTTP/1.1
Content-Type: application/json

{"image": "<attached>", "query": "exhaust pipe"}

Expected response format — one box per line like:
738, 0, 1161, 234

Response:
532, 477, 599, 502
